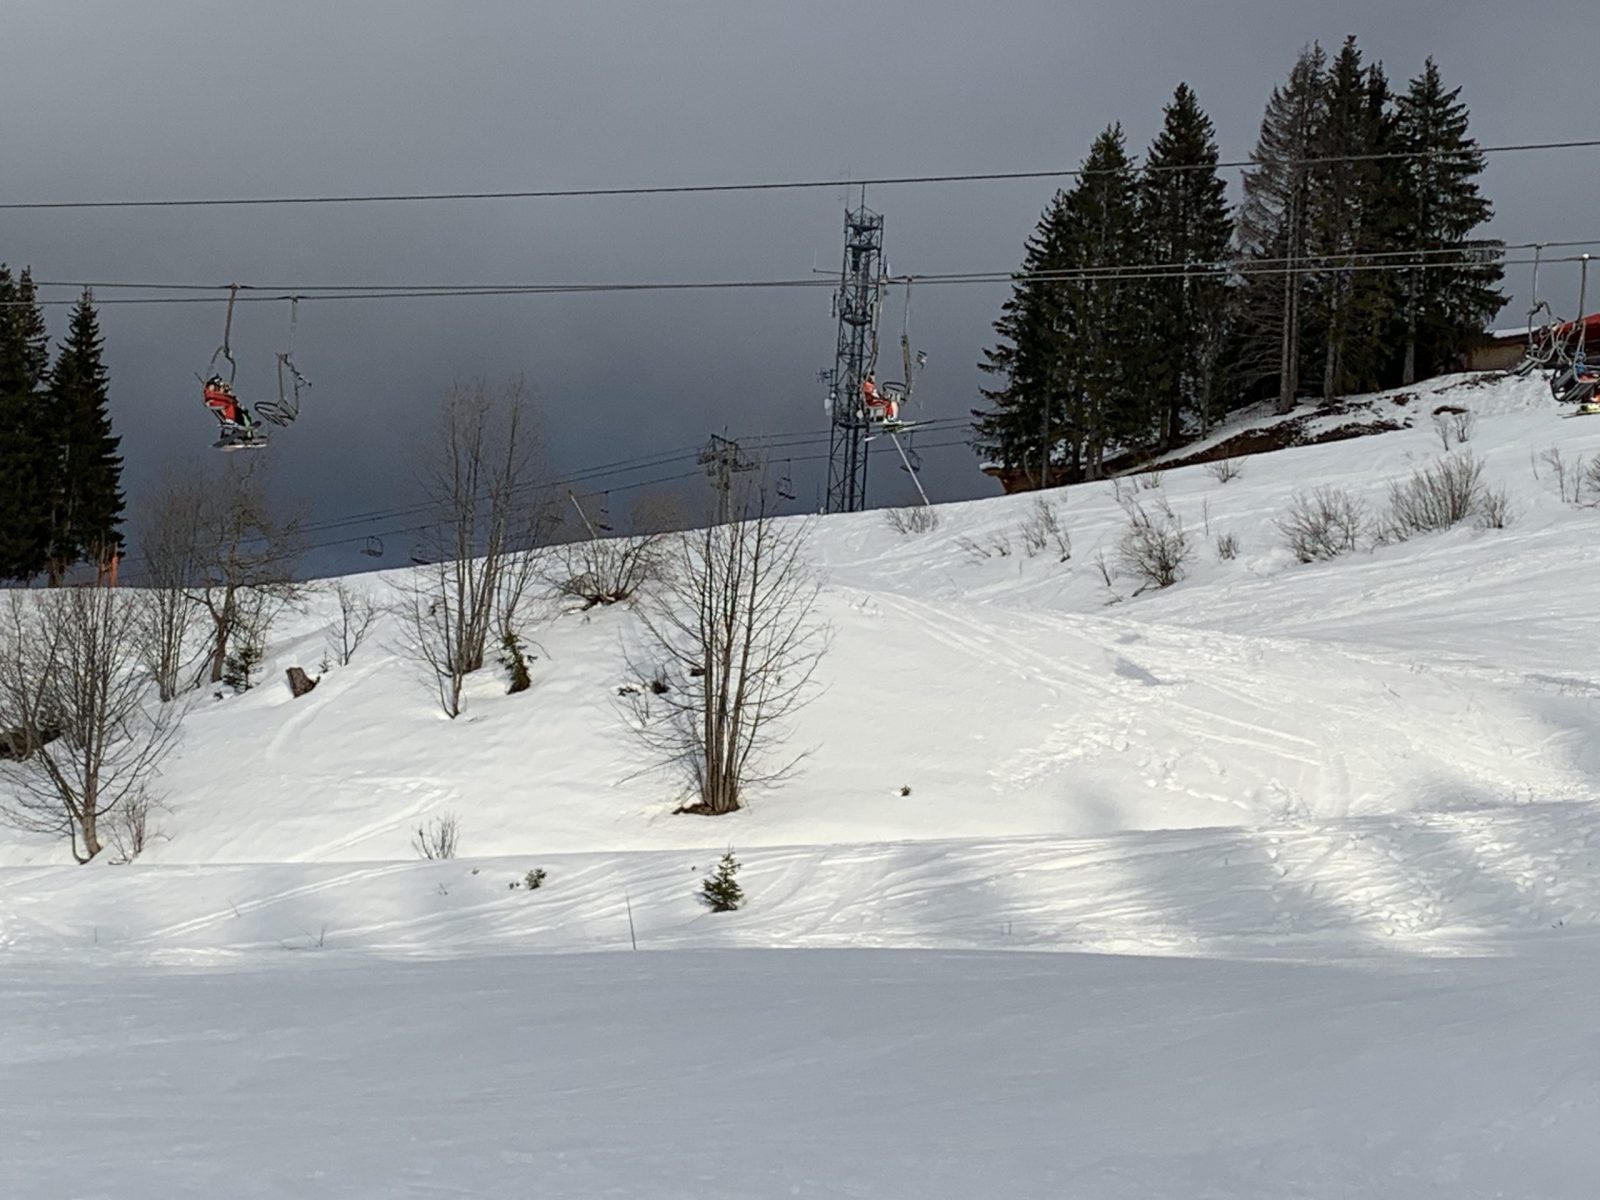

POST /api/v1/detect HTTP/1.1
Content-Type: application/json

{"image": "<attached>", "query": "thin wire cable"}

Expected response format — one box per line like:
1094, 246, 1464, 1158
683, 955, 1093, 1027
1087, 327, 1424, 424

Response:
35, 237, 1587, 297
5, 139, 1596, 211
11, 248, 1583, 309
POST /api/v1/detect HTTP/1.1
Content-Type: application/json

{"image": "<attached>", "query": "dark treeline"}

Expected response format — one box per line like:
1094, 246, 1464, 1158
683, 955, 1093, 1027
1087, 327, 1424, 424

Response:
0, 270, 124, 584
973, 38, 1503, 485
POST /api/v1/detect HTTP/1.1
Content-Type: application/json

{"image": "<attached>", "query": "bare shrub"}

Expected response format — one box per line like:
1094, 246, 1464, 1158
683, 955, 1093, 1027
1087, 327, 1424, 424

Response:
1139, 469, 1166, 491
1534, 447, 1588, 505
883, 505, 940, 535
0, 580, 185, 862
627, 488, 828, 815
1381, 452, 1485, 540
393, 379, 550, 718
1019, 496, 1072, 561
1476, 485, 1514, 529
987, 529, 1013, 558
1207, 457, 1243, 484
330, 579, 378, 666
412, 812, 460, 859
954, 536, 992, 563
1585, 456, 1600, 506
106, 793, 165, 863
1278, 487, 1366, 562
1431, 406, 1476, 451
1116, 497, 1192, 591
1093, 548, 1116, 588
545, 532, 666, 610
1215, 532, 1240, 560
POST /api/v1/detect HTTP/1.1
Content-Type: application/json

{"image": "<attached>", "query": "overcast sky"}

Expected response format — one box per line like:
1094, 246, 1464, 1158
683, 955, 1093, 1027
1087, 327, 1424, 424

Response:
3, 1, 1595, 576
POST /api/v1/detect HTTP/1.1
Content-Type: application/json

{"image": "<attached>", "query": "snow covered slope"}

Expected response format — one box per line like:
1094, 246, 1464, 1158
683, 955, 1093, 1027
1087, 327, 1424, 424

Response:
12, 373, 1597, 858
6, 372, 1600, 1199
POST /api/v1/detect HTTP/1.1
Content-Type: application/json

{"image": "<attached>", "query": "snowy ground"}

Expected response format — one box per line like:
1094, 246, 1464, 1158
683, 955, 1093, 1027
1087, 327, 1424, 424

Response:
3, 371, 1600, 1196
5, 946, 1599, 1199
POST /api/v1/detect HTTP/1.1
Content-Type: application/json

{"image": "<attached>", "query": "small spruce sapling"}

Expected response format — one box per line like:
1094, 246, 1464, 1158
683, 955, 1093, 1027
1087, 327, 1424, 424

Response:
499, 630, 532, 694
222, 643, 264, 693
700, 850, 743, 912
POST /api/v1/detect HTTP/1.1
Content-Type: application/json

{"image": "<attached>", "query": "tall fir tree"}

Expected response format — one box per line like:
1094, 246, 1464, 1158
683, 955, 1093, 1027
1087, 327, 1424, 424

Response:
1236, 43, 1327, 413
46, 291, 125, 583
1060, 124, 1147, 477
973, 191, 1074, 486
1305, 37, 1397, 397
0, 265, 54, 581
1391, 57, 1503, 384
1139, 83, 1234, 447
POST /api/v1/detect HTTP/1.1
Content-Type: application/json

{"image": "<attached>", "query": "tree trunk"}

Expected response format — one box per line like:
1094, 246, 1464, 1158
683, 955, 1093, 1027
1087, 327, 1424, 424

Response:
77, 810, 101, 863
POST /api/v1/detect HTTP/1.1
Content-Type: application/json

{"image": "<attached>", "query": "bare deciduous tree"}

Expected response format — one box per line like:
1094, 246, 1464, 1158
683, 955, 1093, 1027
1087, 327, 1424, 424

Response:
176, 458, 306, 686
130, 471, 207, 701
0, 580, 185, 862
393, 378, 549, 718
330, 578, 379, 666
627, 488, 828, 815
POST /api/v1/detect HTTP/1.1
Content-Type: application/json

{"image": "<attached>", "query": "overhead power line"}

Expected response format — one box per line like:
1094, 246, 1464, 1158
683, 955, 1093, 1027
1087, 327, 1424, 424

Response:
15, 242, 1598, 309
4, 139, 1597, 212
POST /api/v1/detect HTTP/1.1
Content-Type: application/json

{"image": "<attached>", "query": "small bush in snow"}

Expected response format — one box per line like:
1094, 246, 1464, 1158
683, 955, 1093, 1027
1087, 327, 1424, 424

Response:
1380, 452, 1485, 541
1585, 457, 1600, 506
883, 506, 939, 535
1207, 457, 1243, 484
545, 533, 667, 610
412, 812, 461, 860
1138, 469, 1165, 491
106, 794, 164, 864
1019, 495, 1071, 561
700, 850, 743, 913
1533, 447, 1589, 505
1116, 498, 1191, 591
1278, 487, 1366, 562
899, 784, 912, 797
1432, 406, 1475, 451
1215, 531, 1240, 560
1476, 485, 1514, 529
523, 867, 547, 890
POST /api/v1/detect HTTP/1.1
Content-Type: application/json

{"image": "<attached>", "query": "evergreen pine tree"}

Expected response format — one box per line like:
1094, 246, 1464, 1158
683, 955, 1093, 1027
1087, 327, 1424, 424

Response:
46, 291, 125, 584
1236, 43, 1327, 413
1392, 57, 1504, 384
973, 192, 1074, 487
1306, 37, 1396, 397
700, 850, 743, 913
1059, 124, 1147, 475
1139, 83, 1235, 447
0, 266, 54, 581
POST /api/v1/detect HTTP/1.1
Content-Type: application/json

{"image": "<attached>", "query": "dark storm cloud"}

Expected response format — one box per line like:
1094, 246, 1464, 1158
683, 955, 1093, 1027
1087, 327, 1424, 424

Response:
3, 0, 1596, 573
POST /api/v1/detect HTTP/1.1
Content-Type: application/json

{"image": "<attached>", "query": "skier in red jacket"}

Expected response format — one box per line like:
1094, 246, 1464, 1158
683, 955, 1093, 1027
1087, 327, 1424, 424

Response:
202, 376, 263, 447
